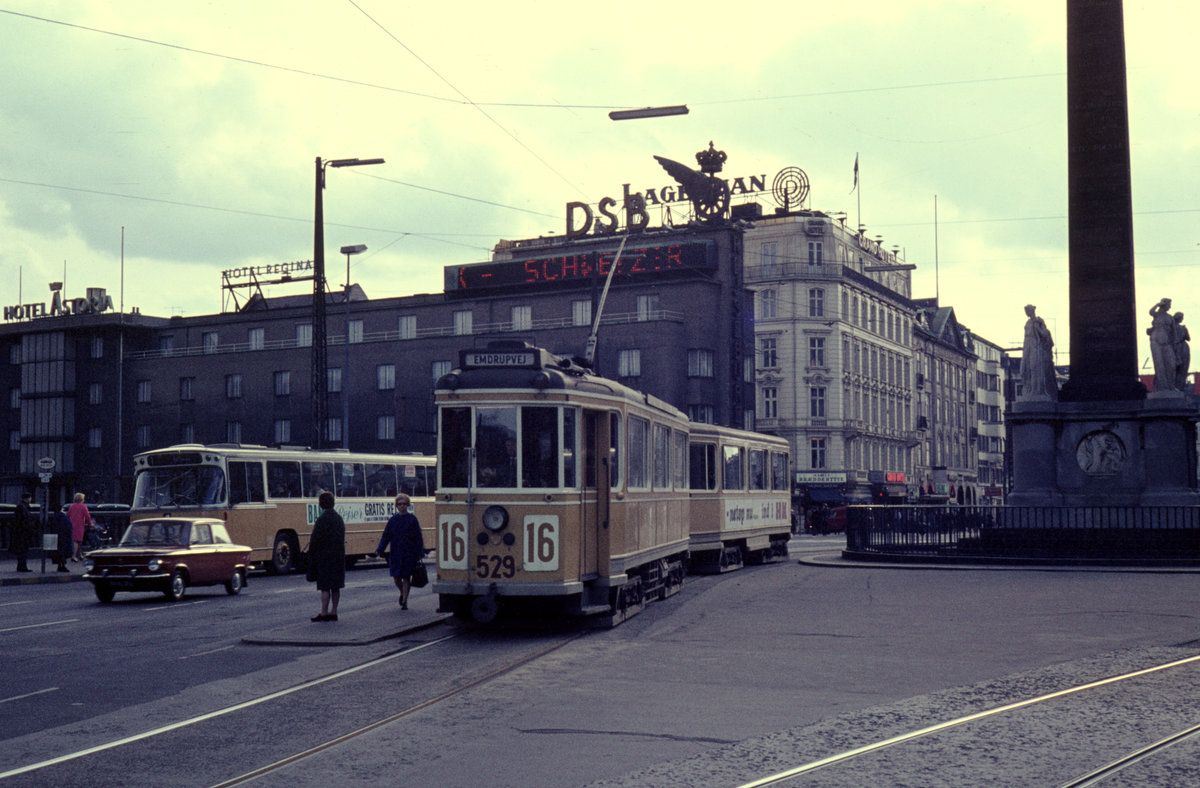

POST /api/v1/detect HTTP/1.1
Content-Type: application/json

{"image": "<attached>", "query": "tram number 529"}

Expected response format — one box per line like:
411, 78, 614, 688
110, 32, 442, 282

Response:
523, 515, 559, 572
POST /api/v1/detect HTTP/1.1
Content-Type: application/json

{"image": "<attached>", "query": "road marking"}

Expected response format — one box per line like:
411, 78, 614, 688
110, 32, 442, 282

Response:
0, 687, 58, 704
0, 634, 458, 780
179, 645, 235, 660
0, 618, 78, 634
143, 600, 208, 613
0, 600, 35, 608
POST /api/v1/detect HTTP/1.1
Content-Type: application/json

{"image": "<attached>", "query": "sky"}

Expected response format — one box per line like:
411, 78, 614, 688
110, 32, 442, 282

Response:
2, 1, 1197, 368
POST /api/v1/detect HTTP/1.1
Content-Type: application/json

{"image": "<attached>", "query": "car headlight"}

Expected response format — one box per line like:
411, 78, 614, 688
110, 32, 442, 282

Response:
83, 559, 94, 572
482, 505, 509, 532
147, 559, 162, 572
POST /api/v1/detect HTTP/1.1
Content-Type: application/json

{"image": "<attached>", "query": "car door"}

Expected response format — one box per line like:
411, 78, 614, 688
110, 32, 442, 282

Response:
187, 522, 219, 583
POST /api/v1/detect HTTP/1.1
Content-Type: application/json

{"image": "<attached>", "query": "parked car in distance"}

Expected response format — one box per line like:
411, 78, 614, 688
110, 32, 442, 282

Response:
83, 517, 251, 603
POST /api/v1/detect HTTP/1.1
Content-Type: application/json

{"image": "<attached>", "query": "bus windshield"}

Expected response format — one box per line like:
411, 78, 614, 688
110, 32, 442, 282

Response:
133, 466, 226, 509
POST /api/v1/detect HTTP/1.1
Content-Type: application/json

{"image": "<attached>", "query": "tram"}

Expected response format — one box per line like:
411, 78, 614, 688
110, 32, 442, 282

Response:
433, 341, 689, 625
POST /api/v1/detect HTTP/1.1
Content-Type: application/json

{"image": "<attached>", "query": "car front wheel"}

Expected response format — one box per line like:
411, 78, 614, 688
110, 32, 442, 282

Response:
94, 584, 115, 603
225, 568, 244, 595
164, 570, 187, 601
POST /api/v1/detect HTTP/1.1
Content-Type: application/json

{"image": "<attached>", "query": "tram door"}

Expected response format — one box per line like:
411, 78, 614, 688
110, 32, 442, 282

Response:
581, 410, 612, 578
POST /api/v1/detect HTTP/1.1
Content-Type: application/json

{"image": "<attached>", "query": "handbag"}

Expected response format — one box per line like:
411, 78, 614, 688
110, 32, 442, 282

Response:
410, 561, 429, 588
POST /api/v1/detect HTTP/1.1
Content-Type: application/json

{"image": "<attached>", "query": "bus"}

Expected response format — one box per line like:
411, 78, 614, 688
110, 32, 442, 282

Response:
131, 444, 436, 572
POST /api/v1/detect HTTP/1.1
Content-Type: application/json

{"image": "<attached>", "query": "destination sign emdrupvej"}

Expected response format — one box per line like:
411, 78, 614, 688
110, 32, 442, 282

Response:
445, 240, 715, 293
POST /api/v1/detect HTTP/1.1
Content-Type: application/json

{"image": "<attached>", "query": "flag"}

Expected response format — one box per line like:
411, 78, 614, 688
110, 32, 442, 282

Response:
850, 153, 859, 194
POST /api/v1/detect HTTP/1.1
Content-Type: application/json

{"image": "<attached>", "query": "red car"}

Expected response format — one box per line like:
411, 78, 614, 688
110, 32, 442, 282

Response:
83, 517, 251, 603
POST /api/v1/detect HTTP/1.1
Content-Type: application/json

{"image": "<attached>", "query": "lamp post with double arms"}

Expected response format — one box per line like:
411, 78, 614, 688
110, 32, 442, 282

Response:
340, 243, 367, 450
311, 156, 383, 450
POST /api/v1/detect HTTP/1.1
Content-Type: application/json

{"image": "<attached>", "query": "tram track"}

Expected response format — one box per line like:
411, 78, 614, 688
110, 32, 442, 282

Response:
734, 651, 1200, 787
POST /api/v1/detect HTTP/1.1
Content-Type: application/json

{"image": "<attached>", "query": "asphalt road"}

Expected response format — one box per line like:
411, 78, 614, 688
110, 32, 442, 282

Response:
4, 537, 1200, 786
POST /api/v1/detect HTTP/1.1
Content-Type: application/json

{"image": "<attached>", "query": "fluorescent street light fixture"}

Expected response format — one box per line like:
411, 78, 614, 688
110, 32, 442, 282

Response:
609, 105, 689, 121
340, 244, 367, 255
328, 157, 385, 167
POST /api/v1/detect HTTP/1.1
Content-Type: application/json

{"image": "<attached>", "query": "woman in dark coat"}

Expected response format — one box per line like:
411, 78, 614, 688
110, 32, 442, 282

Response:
376, 493, 425, 609
309, 491, 345, 621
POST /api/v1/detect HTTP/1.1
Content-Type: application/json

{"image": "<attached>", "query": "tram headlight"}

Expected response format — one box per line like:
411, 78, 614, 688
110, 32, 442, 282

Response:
482, 505, 509, 532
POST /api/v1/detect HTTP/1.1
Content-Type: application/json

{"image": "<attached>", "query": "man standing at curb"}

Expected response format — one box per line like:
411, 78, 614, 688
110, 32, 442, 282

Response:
12, 492, 35, 573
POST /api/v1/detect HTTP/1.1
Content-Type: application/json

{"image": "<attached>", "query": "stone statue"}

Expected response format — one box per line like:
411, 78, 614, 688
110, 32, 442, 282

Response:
1147, 298, 1178, 392
1021, 304, 1057, 399
1174, 312, 1191, 392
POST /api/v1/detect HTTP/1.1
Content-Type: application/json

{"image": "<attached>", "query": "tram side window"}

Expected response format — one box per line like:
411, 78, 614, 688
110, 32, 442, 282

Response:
521, 407, 559, 488
748, 449, 767, 491
610, 412, 621, 489
722, 445, 745, 491
770, 451, 789, 491
673, 430, 688, 490
477, 407, 518, 488
336, 463, 365, 497
228, 461, 265, 505
267, 461, 303, 498
690, 443, 716, 490
627, 416, 649, 488
302, 462, 335, 497
440, 407, 472, 488
563, 408, 577, 488
653, 424, 671, 489
366, 463, 398, 496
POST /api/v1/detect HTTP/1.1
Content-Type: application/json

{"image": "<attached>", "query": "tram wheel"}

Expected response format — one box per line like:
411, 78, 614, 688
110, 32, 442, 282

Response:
470, 595, 499, 624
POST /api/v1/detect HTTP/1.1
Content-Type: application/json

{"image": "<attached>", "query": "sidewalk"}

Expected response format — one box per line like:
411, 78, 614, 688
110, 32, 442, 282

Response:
0, 551, 86, 586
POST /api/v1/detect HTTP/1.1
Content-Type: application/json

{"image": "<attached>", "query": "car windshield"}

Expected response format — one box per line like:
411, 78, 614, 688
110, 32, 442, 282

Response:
120, 521, 187, 547
132, 466, 226, 509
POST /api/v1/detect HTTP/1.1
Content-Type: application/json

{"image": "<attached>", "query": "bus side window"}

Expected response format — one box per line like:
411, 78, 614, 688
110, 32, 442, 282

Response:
268, 461, 303, 498
303, 462, 334, 497
229, 461, 265, 504
366, 464, 397, 497
337, 463, 365, 497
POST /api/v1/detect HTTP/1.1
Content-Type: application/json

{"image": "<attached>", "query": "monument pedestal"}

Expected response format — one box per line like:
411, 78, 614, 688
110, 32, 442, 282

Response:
1008, 396, 1199, 506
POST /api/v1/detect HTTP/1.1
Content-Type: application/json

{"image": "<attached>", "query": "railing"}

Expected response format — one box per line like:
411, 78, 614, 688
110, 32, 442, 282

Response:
844, 505, 1200, 563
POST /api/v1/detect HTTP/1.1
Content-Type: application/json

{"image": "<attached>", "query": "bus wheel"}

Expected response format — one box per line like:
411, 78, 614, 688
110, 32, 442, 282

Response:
270, 533, 298, 574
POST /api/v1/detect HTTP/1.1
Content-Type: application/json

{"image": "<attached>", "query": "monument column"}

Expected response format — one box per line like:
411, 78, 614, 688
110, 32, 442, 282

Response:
1058, 0, 1144, 402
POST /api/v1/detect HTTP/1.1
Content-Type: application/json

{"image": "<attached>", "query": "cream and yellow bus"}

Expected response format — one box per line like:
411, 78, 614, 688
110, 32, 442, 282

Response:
131, 444, 436, 573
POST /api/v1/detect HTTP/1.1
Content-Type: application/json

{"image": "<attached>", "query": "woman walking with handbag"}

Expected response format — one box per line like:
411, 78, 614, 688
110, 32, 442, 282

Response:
376, 493, 425, 609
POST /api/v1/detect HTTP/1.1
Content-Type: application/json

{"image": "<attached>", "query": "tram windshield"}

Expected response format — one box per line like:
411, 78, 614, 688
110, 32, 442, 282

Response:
133, 465, 226, 508
440, 405, 576, 489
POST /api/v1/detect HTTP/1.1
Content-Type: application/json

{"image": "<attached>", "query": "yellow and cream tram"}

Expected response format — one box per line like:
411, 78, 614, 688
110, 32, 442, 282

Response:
687, 424, 791, 572
433, 341, 690, 624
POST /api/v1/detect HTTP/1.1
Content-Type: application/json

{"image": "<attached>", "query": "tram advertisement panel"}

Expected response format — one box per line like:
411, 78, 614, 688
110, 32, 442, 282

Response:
723, 498, 790, 531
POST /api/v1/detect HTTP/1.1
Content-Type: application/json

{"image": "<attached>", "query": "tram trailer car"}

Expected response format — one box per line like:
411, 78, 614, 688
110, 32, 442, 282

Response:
433, 342, 689, 625
686, 423, 792, 573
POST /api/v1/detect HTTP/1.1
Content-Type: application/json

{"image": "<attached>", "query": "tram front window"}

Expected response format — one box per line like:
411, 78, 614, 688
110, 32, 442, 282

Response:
477, 407, 519, 487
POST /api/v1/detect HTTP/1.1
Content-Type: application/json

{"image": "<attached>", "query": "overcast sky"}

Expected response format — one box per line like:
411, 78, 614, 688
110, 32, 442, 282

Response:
2, 1, 1197, 368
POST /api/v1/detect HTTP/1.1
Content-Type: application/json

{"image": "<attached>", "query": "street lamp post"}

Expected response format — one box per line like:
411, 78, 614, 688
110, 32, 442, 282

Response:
340, 244, 367, 450
311, 156, 383, 450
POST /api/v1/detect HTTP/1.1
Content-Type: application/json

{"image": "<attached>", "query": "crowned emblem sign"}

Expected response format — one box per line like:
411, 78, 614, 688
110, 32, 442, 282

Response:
654, 142, 732, 221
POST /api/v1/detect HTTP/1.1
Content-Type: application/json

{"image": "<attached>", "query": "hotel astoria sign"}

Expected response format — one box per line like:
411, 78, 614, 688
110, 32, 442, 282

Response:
3, 283, 114, 321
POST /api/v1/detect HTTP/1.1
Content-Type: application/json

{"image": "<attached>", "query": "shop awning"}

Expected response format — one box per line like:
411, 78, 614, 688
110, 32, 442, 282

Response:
804, 488, 847, 504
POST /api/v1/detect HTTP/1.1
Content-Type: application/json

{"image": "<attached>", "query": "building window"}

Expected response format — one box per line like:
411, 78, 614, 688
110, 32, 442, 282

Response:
809, 337, 825, 367
618, 349, 641, 377
760, 289, 777, 319
159, 335, 175, 353
688, 349, 714, 377
274, 371, 291, 396
136, 425, 151, 449
348, 319, 364, 344
511, 306, 532, 331
453, 310, 473, 335
296, 323, 312, 347
762, 387, 778, 419
9, 430, 18, 451
86, 383, 101, 405
808, 288, 824, 317
432, 360, 452, 381
572, 299, 592, 327
326, 418, 342, 444
636, 294, 660, 321
136, 380, 152, 403
688, 405, 714, 424
811, 438, 827, 469
377, 415, 395, 440
328, 367, 342, 393
88, 427, 102, 448
180, 423, 194, 444
91, 337, 104, 359
248, 328, 264, 350
10, 388, 20, 409
226, 421, 242, 444
202, 332, 219, 354
9, 345, 20, 364
808, 241, 823, 266
377, 364, 395, 391
180, 377, 195, 401
398, 315, 416, 339
226, 374, 243, 399
274, 419, 291, 444
761, 242, 778, 268
760, 337, 777, 369
810, 386, 826, 418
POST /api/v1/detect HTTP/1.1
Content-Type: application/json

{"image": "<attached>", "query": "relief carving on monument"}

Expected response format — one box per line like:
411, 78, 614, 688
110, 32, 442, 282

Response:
1075, 430, 1127, 476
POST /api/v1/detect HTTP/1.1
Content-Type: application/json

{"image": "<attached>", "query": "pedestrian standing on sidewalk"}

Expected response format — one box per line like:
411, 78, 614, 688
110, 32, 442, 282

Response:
52, 508, 73, 572
375, 493, 425, 609
309, 491, 345, 622
67, 493, 94, 561
11, 492, 34, 573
